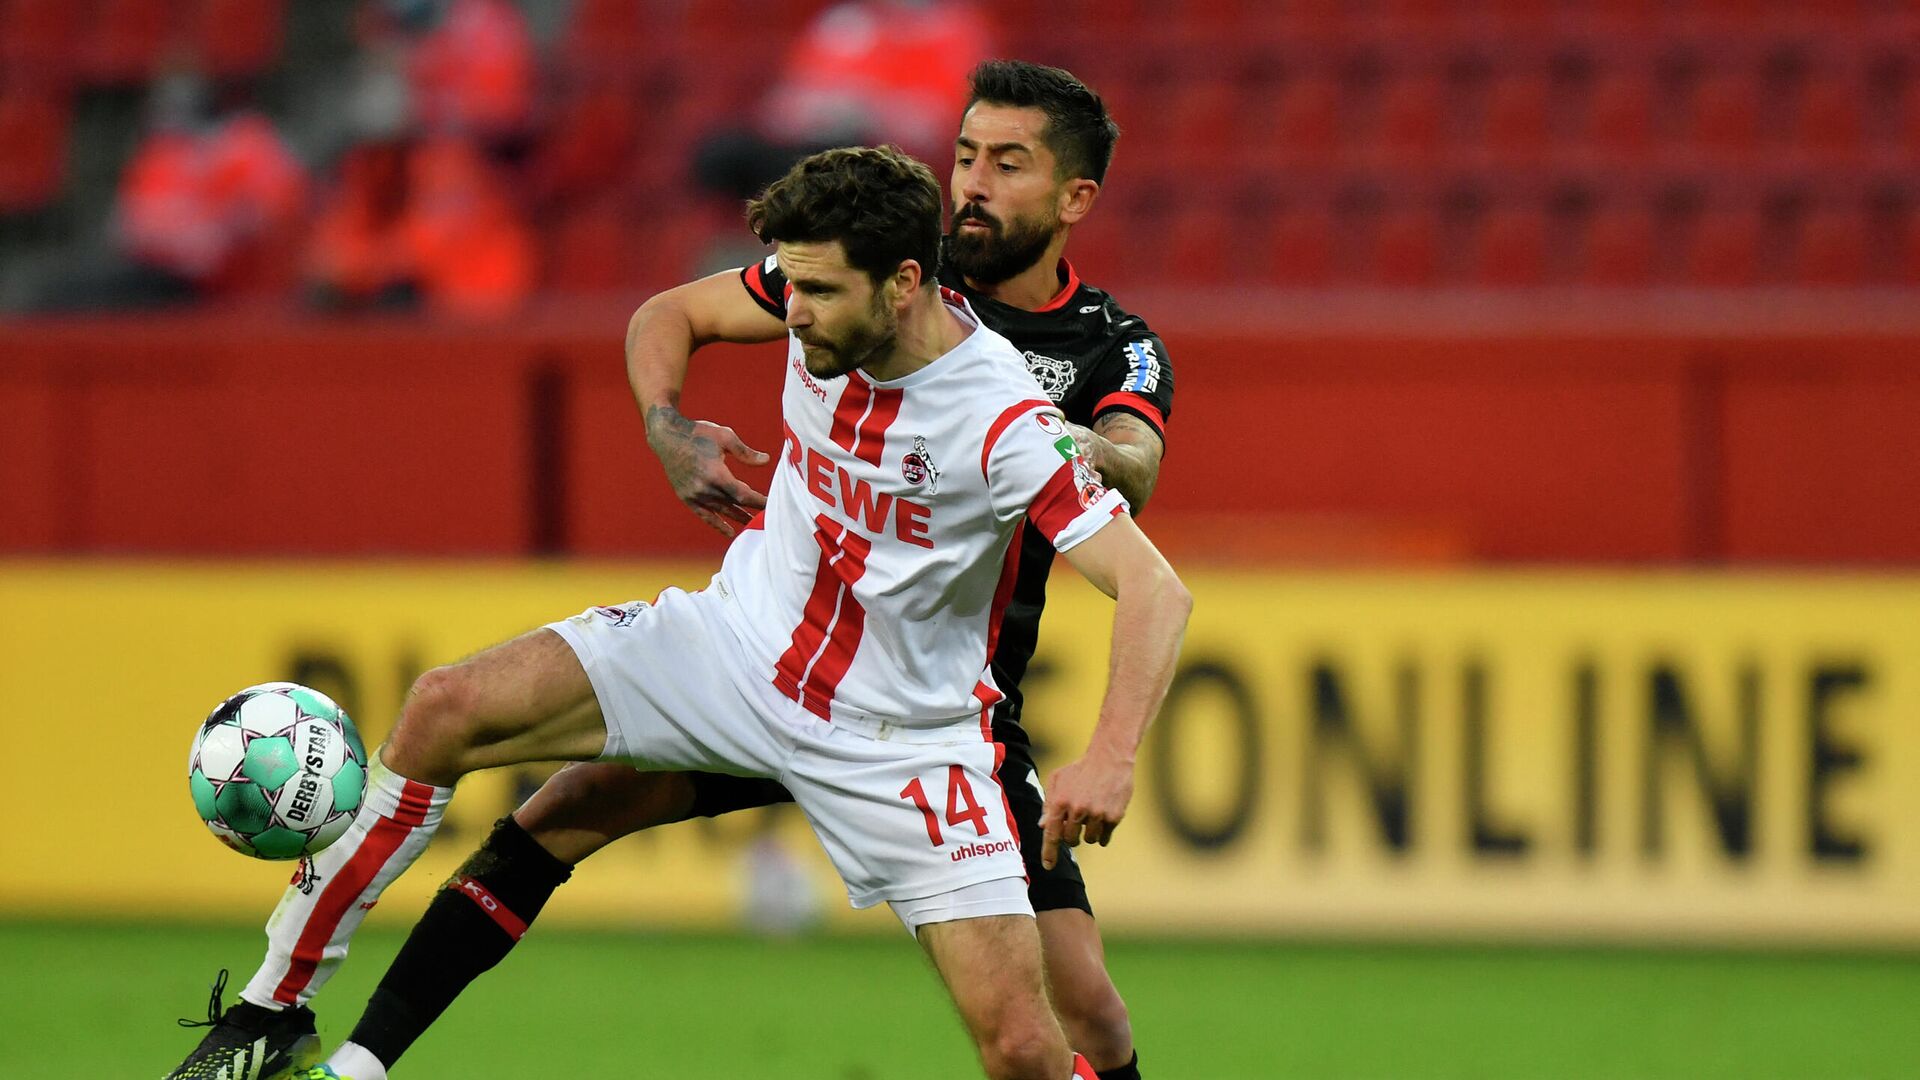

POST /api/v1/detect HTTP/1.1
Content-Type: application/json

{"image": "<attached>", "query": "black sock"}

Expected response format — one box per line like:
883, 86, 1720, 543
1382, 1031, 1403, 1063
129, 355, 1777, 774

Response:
347, 816, 573, 1066
1097, 1052, 1141, 1080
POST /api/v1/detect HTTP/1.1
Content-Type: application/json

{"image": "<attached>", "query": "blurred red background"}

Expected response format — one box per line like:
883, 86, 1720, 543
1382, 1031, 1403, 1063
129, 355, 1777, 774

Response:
4, 0, 1919, 563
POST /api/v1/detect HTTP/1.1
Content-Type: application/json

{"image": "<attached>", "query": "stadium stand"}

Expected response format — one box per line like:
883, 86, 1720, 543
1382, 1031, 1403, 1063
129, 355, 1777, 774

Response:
1, 0, 1918, 298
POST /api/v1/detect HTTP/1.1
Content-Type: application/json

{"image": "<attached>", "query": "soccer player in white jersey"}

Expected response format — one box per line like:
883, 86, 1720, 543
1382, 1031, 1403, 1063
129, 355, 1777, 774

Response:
163, 145, 1190, 1080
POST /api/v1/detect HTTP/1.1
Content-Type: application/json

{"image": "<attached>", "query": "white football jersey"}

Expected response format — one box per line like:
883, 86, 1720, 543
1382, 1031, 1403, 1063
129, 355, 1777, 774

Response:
717, 288, 1128, 729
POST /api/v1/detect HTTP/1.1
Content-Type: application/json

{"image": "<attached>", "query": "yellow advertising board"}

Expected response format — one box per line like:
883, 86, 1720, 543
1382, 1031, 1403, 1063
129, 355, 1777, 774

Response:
1, 563, 1915, 944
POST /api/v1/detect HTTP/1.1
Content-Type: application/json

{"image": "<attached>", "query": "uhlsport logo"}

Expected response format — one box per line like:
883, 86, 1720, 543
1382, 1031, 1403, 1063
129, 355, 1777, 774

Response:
951, 838, 1016, 862
901, 434, 942, 494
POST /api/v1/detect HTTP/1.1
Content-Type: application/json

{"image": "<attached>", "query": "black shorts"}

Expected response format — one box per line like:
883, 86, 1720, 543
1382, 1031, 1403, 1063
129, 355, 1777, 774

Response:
685, 726, 1091, 915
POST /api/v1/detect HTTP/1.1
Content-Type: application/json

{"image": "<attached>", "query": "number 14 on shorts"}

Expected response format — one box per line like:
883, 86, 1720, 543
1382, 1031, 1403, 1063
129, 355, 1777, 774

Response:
899, 765, 992, 847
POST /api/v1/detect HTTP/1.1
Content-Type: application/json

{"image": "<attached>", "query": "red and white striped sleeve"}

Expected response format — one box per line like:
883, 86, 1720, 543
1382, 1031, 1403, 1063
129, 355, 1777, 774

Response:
981, 401, 1130, 551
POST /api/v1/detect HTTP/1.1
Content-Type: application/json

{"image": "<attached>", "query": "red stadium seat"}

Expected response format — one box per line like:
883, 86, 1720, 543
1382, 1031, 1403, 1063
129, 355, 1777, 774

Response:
78, 0, 178, 85
0, 88, 68, 213
1584, 70, 1654, 160
1579, 204, 1655, 285
1485, 0, 1555, 28
546, 199, 633, 292
1169, 80, 1240, 161
1795, 204, 1869, 285
1481, 73, 1551, 159
1682, 202, 1761, 286
1906, 209, 1920, 285
1268, 203, 1334, 286
1373, 0, 1450, 28
1473, 205, 1549, 286
562, 0, 647, 75
1162, 204, 1236, 285
1792, 71, 1865, 160
1063, 213, 1123, 286
1686, 72, 1760, 157
570, 195, 757, 303
192, 0, 284, 80
1369, 73, 1447, 164
682, 0, 815, 42
1266, 73, 1341, 164
0, 0, 84, 87
1372, 206, 1439, 286
530, 81, 641, 207
1169, 0, 1248, 32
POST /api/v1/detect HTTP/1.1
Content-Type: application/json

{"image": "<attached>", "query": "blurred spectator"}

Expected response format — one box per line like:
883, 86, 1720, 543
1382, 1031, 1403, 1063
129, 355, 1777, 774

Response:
694, 0, 992, 199
306, 135, 534, 319
303, 9, 534, 320
7, 68, 307, 311
363, 0, 534, 153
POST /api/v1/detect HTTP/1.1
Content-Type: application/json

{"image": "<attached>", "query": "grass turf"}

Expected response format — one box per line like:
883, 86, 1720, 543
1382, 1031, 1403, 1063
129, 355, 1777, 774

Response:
2, 920, 1916, 1078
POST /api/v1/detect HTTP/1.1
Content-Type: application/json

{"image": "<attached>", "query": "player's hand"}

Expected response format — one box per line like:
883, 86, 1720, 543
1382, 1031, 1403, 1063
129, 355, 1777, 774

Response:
1039, 747, 1135, 870
645, 405, 770, 537
1065, 421, 1107, 481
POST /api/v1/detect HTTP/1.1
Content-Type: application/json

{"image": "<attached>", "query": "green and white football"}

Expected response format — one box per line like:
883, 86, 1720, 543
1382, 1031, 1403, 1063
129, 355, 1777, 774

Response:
188, 682, 367, 860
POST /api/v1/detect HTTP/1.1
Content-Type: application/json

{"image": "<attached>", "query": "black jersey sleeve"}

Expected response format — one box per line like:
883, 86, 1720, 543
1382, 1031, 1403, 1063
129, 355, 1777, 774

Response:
739, 254, 789, 319
1087, 331, 1174, 446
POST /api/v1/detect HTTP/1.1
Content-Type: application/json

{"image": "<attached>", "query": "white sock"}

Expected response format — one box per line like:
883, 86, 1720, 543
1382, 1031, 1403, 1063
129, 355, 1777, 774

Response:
326, 1040, 390, 1080
239, 752, 452, 1009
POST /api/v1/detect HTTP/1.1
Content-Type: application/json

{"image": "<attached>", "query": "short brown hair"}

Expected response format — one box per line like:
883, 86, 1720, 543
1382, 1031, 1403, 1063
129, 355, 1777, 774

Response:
746, 145, 943, 284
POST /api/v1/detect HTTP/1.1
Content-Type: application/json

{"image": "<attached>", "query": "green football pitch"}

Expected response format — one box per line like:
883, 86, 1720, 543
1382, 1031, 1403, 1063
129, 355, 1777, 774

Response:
3, 920, 1915, 1079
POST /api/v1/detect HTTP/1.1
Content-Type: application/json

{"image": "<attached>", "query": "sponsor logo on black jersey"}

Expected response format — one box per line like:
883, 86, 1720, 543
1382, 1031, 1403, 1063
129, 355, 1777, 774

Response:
1123, 339, 1162, 393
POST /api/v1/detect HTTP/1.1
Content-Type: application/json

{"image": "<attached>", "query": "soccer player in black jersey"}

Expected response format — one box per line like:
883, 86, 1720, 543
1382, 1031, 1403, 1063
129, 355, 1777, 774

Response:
168, 61, 1171, 1080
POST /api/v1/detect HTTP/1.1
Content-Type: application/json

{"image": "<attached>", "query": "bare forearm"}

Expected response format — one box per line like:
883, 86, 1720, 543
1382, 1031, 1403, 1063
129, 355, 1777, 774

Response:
625, 297, 696, 441
1086, 565, 1192, 762
1090, 437, 1159, 512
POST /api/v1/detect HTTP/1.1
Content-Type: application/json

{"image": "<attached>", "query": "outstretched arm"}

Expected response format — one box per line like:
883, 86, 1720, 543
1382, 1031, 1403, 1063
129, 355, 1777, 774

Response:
1040, 514, 1192, 868
625, 270, 788, 535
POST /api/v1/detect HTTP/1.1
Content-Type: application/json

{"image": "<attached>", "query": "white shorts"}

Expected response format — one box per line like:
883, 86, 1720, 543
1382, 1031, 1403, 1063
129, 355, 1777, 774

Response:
546, 585, 1032, 918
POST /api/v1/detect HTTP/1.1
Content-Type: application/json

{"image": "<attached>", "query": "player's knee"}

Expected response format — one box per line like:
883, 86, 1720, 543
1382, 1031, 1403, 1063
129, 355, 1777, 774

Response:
1056, 981, 1133, 1069
387, 664, 481, 775
977, 1014, 1069, 1080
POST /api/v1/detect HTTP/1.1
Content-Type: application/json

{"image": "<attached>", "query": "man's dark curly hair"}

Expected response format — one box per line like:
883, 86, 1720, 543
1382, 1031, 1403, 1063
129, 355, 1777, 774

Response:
747, 145, 943, 285
966, 59, 1120, 183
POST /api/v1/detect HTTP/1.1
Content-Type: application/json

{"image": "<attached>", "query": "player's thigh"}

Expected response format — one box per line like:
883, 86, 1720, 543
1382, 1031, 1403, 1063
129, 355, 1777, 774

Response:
512, 763, 700, 864
514, 767, 795, 866
549, 591, 786, 776
408, 625, 607, 769
919, 914, 1065, 1054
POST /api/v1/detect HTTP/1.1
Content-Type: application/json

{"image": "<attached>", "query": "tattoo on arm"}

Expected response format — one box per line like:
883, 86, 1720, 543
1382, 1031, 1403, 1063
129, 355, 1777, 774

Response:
645, 402, 695, 442
644, 401, 724, 498
1093, 411, 1163, 450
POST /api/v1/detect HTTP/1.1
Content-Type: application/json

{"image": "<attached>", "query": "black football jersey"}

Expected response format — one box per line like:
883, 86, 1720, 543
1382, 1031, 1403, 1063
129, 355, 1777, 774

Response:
739, 254, 1175, 742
